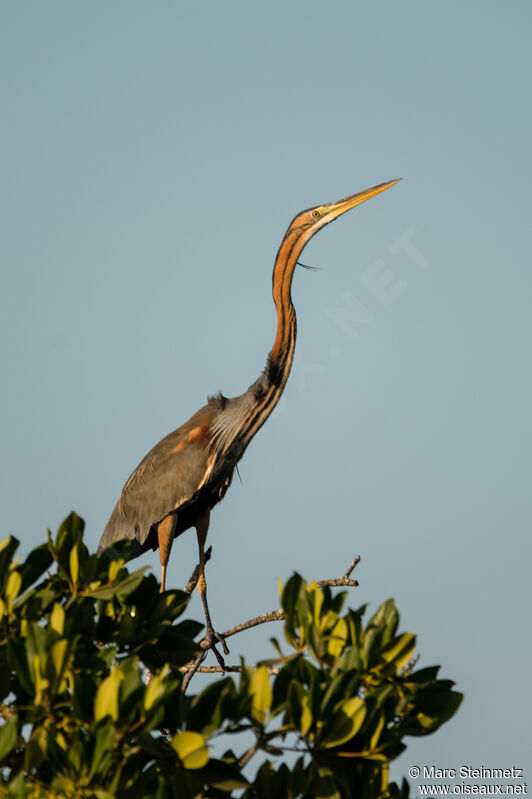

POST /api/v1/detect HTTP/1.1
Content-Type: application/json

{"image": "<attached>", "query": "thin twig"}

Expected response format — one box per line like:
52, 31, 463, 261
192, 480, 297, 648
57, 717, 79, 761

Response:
196, 554, 361, 648
180, 556, 361, 689
237, 729, 286, 769
221, 609, 286, 640
186, 665, 281, 676
182, 652, 206, 692
318, 555, 360, 588
238, 743, 259, 769
317, 577, 358, 587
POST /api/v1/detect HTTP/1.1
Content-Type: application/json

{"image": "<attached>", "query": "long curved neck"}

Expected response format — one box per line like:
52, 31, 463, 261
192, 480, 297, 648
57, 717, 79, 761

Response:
270, 231, 300, 388
235, 226, 308, 451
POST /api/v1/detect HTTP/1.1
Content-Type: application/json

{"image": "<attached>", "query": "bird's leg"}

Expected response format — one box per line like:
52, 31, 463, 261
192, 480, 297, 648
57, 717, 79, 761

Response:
158, 515, 176, 592
195, 513, 229, 657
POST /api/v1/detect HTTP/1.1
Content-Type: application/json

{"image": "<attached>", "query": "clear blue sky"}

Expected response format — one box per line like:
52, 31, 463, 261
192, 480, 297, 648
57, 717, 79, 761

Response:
2, 0, 531, 781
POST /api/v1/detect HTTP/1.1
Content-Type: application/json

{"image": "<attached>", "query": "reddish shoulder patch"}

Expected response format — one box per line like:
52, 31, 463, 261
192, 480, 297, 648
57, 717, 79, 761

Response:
186, 424, 211, 443
170, 424, 211, 454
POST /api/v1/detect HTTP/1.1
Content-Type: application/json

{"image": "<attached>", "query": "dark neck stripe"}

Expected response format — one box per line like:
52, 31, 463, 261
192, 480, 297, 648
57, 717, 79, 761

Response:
217, 225, 302, 459
239, 317, 296, 447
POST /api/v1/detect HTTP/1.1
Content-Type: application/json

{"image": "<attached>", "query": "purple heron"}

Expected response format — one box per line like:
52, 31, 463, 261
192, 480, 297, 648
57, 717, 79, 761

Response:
98, 179, 399, 649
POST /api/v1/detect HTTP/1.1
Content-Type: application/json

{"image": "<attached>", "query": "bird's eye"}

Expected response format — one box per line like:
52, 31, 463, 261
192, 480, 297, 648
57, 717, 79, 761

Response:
311, 209, 321, 219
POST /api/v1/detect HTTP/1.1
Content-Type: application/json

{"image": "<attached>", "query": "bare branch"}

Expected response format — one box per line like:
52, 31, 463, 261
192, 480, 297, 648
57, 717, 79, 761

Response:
237, 730, 287, 769
185, 665, 281, 676
317, 555, 360, 587
238, 743, 259, 769
222, 609, 286, 640
199, 554, 360, 647
317, 577, 358, 587
182, 652, 206, 692
180, 555, 361, 689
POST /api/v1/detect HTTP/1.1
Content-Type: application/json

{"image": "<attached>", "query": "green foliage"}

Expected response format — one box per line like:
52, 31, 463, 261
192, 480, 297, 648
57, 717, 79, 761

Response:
0, 514, 462, 798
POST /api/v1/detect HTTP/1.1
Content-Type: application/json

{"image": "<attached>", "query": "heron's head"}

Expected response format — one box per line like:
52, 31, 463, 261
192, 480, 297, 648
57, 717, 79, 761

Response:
288, 178, 400, 240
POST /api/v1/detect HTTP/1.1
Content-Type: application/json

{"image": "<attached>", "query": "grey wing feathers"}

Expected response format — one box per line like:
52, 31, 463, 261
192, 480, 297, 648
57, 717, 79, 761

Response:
98, 385, 261, 558
98, 407, 214, 555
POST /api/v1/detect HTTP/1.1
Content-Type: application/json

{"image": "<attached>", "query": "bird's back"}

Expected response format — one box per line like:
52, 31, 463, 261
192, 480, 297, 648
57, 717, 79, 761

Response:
98, 404, 218, 556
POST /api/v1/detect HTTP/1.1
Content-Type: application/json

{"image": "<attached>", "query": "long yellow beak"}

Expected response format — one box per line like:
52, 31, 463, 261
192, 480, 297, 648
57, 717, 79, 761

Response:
325, 178, 401, 221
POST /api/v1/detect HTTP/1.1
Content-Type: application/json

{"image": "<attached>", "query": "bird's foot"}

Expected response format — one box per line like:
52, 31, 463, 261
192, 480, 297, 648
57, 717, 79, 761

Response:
199, 587, 230, 658
204, 623, 230, 659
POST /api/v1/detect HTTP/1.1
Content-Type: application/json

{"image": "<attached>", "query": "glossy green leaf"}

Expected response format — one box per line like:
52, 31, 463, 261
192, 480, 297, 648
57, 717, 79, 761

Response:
380, 633, 416, 671
7, 638, 33, 694
353, 758, 390, 799
188, 677, 235, 735
69, 545, 79, 588
108, 558, 123, 583
320, 696, 366, 748
0, 714, 18, 760
410, 689, 463, 733
5, 570, 22, 606
281, 573, 304, 623
0, 537, 19, 593
311, 765, 341, 799
369, 711, 385, 751
144, 664, 170, 711
328, 617, 348, 657
369, 599, 399, 644
48, 639, 71, 694
0, 654, 11, 701
298, 693, 313, 736
88, 721, 115, 781
88, 568, 147, 600
57, 510, 85, 538
18, 544, 54, 594
94, 666, 123, 721
321, 670, 360, 718
6, 772, 27, 799
249, 666, 272, 725
287, 680, 313, 735
31, 654, 49, 704
345, 606, 366, 649
198, 758, 249, 791
410, 665, 440, 682
251, 760, 288, 798
50, 602, 65, 635
307, 581, 325, 626
24, 725, 47, 771
172, 731, 209, 769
